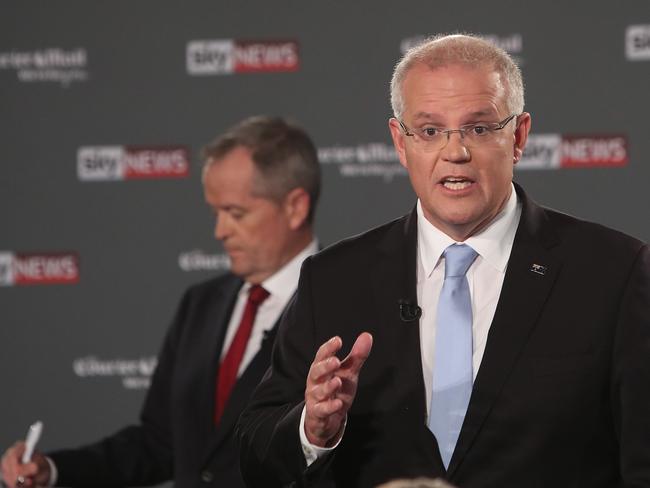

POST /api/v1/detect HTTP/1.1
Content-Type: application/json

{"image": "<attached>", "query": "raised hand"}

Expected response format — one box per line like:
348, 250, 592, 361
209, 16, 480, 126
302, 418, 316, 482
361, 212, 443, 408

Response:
304, 332, 373, 447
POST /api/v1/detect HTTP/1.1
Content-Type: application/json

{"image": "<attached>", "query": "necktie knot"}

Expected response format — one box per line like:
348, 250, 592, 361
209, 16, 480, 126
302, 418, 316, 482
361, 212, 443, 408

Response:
248, 284, 270, 306
443, 244, 478, 278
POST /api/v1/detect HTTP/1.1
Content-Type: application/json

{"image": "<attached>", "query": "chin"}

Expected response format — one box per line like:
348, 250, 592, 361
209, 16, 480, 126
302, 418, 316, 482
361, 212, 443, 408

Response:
229, 262, 247, 276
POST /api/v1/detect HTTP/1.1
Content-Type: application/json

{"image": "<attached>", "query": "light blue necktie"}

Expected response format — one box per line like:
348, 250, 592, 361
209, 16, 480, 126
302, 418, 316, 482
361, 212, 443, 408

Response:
429, 243, 478, 469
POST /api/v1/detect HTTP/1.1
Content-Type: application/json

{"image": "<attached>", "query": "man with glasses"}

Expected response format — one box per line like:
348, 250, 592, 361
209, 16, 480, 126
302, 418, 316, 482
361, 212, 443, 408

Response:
237, 34, 650, 487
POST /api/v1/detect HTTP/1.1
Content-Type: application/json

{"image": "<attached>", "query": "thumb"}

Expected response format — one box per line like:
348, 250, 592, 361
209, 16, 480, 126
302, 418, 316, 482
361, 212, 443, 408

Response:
343, 332, 373, 373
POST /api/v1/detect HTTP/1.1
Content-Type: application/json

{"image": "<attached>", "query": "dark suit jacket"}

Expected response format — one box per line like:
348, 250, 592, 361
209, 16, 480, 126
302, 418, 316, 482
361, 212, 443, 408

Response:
50, 273, 278, 487
238, 185, 650, 488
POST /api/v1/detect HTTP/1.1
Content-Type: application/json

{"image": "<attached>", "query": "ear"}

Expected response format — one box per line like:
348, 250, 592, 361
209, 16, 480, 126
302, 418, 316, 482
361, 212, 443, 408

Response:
388, 118, 409, 169
282, 187, 310, 230
512, 112, 532, 165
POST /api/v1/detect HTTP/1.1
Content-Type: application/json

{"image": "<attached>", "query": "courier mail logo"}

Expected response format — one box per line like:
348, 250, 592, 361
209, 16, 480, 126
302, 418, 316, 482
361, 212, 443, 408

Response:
626, 25, 650, 61
178, 250, 230, 272
78, 145, 190, 181
518, 134, 628, 170
318, 142, 406, 183
0, 252, 79, 286
0, 47, 88, 86
73, 356, 157, 390
186, 39, 299, 75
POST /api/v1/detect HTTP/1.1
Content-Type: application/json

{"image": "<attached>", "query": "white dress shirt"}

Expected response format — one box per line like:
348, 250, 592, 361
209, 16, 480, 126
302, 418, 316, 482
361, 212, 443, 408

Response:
221, 239, 319, 375
417, 184, 520, 419
301, 184, 521, 464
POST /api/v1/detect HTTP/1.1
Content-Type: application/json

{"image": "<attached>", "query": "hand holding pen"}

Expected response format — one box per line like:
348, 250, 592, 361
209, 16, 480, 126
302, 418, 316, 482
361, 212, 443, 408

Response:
1, 422, 50, 488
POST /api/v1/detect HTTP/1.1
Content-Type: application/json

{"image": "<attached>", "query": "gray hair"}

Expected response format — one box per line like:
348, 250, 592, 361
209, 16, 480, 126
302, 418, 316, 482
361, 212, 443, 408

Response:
202, 115, 321, 224
376, 478, 457, 488
390, 33, 524, 120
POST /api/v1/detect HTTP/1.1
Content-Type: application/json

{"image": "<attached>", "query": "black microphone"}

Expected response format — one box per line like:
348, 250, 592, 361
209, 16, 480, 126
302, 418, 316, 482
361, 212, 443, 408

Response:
398, 299, 422, 322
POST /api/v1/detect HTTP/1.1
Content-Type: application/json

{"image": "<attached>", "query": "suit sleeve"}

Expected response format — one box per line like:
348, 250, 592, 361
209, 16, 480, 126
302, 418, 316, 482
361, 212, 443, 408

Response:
237, 257, 334, 488
611, 244, 650, 486
47, 288, 194, 487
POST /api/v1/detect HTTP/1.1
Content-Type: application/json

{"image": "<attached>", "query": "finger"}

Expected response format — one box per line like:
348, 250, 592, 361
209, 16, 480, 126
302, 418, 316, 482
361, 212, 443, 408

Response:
341, 332, 373, 374
19, 462, 39, 477
308, 376, 342, 402
308, 355, 341, 385
313, 336, 342, 363
12, 442, 26, 456
5, 443, 25, 464
308, 397, 344, 419
2, 445, 23, 484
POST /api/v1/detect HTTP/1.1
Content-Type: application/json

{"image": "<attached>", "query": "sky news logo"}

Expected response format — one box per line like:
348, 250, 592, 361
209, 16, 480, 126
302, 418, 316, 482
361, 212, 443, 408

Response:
78, 145, 190, 181
626, 25, 650, 61
0, 252, 79, 286
186, 39, 299, 75
518, 134, 628, 170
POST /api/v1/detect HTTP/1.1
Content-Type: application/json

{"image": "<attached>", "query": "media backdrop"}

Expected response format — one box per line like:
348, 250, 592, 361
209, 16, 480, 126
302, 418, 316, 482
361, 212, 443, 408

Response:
1, 2, 649, 487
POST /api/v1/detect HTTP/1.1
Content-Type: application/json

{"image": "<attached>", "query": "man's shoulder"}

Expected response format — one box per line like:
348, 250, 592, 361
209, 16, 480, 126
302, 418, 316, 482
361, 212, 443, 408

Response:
310, 213, 411, 267
541, 205, 646, 257
164, 273, 241, 338
181, 272, 242, 302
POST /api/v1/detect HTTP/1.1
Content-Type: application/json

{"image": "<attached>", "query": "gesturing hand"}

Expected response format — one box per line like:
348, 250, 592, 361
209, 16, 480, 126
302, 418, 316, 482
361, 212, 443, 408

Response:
304, 332, 373, 447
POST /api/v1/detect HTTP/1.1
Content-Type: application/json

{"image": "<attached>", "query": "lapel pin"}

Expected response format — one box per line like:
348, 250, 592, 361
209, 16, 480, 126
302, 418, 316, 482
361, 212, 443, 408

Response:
530, 263, 547, 276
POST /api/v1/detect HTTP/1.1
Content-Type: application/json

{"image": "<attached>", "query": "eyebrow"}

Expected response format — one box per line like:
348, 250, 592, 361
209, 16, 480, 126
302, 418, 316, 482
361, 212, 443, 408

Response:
465, 109, 499, 119
206, 203, 247, 213
411, 109, 499, 123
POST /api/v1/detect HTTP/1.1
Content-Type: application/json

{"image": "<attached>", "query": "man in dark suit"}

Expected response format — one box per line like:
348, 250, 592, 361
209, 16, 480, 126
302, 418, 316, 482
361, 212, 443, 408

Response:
1, 116, 321, 488
237, 35, 650, 487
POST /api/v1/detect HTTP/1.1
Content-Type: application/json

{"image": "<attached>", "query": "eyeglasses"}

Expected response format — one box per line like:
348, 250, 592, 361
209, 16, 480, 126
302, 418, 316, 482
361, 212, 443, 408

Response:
398, 114, 519, 152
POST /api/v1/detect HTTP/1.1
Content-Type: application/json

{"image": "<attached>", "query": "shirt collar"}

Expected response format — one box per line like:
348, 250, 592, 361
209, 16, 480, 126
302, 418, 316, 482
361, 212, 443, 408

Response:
240, 239, 319, 300
417, 183, 521, 278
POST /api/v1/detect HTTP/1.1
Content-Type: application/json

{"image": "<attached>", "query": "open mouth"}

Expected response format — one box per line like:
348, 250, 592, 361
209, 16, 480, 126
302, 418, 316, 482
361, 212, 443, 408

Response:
440, 176, 474, 190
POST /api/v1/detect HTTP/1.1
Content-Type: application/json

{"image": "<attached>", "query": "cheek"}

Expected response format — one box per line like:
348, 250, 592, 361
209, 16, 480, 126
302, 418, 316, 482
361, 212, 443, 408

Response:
405, 154, 435, 183
477, 149, 515, 183
251, 219, 285, 254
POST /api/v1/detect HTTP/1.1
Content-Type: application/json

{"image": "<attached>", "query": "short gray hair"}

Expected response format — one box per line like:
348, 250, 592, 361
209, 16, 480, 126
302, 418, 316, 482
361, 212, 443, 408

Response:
202, 116, 321, 224
390, 33, 524, 120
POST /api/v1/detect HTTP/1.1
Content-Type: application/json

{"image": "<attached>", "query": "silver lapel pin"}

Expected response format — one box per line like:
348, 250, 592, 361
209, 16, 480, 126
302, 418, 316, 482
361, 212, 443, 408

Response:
530, 263, 547, 276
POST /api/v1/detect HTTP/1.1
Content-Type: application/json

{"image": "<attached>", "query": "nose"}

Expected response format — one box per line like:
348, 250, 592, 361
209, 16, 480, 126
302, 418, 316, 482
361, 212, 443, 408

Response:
214, 211, 232, 241
440, 130, 470, 164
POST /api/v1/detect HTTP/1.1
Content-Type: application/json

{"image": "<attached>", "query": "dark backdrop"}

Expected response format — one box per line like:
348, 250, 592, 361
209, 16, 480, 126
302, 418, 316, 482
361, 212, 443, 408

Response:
1, 2, 649, 487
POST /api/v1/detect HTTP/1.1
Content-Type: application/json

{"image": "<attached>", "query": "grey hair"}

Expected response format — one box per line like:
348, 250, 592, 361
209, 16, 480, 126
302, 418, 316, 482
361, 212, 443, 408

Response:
390, 33, 524, 120
202, 116, 321, 224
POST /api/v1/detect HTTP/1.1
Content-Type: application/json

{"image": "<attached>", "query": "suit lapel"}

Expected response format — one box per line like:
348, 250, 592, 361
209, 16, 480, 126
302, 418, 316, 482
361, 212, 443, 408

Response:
370, 210, 443, 466
447, 184, 562, 476
196, 276, 242, 435
212, 320, 278, 444
191, 276, 242, 450
202, 307, 282, 469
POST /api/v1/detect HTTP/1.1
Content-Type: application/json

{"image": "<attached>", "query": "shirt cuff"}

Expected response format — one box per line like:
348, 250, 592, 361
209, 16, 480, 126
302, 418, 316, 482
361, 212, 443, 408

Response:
298, 405, 345, 467
44, 456, 57, 487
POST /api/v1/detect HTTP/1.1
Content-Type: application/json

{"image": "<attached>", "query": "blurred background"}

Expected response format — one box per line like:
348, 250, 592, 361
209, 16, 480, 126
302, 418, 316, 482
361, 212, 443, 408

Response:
1, 2, 648, 486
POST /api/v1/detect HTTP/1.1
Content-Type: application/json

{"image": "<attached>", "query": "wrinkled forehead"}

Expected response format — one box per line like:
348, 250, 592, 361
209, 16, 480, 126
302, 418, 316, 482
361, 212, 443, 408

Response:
401, 62, 509, 119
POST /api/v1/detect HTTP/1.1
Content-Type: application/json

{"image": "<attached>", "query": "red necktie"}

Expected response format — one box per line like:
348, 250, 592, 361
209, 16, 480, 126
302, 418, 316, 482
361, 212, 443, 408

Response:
215, 284, 270, 424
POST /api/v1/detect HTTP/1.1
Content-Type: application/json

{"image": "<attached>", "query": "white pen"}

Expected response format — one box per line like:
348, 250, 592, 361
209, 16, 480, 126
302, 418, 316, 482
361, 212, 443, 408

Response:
20, 421, 43, 464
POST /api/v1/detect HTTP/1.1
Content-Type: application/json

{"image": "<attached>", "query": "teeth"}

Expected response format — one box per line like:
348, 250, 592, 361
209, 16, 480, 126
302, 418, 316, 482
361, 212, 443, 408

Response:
443, 180, 472, 190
